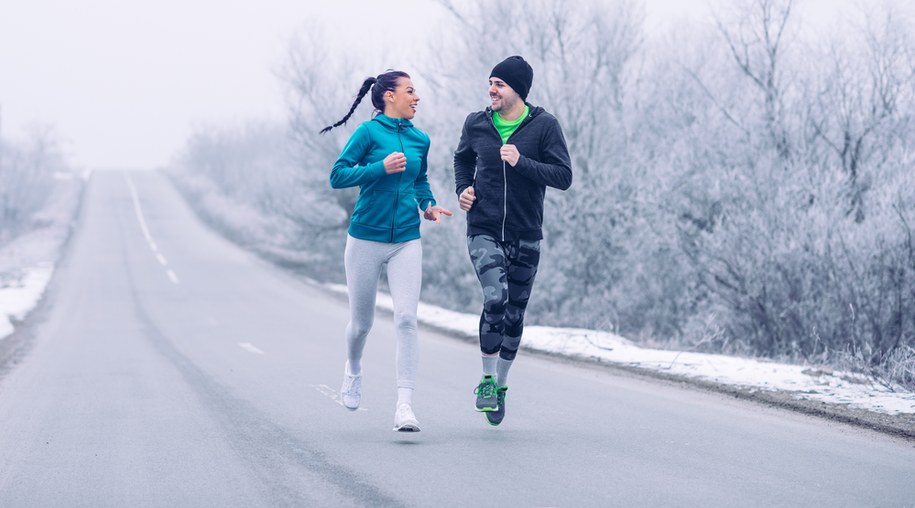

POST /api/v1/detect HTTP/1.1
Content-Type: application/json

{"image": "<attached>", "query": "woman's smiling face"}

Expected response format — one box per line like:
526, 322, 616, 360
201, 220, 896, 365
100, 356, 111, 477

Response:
385, 77, 420, 119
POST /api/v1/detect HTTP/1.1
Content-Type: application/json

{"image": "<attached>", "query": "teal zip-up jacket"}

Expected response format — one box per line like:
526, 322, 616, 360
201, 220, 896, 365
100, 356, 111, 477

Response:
330, 114, 437, 243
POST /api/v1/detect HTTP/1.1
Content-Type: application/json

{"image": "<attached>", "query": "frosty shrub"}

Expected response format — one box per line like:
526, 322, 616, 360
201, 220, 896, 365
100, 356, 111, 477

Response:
169, 0, 915, 388
0, 127, 68, 245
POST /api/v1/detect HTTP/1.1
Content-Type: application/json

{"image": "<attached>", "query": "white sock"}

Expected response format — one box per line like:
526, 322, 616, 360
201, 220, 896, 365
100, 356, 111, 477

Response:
496, 357, 512, 387
482, 354, 498, 376
397, 387, 413, 406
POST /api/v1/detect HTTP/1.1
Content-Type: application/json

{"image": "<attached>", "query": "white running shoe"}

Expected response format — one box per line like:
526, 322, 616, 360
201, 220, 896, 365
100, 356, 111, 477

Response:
340, 371, 362, 410
393, 403, 421, 432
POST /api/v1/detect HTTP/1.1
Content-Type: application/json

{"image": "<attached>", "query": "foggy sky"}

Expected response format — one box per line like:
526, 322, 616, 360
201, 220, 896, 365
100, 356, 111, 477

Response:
0, 0, 900, 170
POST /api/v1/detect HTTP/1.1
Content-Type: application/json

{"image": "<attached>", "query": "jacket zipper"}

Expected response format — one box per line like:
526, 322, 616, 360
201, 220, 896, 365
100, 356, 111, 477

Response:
501, 160, 507, 241
490, 109, 536, 242
490, 114, 508, 241
391, 123, 406, 242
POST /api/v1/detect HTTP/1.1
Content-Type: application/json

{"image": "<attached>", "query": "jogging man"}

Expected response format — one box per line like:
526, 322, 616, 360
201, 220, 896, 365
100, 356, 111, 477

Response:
453, 55, 572, 426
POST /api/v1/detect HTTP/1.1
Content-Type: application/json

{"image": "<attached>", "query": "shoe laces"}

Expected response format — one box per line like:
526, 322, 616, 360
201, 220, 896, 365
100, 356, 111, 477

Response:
397, 404, 415, 420
475, 379, 496, 398
342, 374, 361, 394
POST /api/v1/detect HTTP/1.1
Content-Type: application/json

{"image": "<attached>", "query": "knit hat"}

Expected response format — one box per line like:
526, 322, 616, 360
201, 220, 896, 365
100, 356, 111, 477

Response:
490, 55, 533, 101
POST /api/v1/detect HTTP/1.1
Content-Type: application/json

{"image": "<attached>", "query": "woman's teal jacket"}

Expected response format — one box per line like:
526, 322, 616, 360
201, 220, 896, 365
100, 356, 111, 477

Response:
330, 114, 437, 243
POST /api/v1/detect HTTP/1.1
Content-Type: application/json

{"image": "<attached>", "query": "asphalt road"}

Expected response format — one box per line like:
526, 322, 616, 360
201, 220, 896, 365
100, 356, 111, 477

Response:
0, 170, 913, 507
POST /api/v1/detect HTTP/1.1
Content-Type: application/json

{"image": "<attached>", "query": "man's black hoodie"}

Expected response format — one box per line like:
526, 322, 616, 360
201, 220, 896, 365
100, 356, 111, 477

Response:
454, 105, 572, 241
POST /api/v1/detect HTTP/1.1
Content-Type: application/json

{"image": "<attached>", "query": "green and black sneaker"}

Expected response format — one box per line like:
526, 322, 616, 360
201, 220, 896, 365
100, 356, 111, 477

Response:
485, 386, 508, 426
474, 375, 499, 412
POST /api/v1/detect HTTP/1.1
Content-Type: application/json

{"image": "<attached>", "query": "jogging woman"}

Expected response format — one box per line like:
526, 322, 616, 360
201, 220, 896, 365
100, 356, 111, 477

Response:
322, 70, 451, 432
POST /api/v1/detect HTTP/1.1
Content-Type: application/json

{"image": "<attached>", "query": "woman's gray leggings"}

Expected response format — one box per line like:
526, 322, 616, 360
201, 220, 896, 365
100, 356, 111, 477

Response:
344, 234, 422, 389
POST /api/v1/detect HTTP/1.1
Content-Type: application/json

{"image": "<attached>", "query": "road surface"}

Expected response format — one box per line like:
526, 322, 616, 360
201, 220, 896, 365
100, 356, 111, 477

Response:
0, 170, 912, 507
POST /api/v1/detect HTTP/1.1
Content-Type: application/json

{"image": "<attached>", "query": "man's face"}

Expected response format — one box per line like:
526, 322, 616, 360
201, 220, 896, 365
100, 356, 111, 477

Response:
489, 77, 521, 112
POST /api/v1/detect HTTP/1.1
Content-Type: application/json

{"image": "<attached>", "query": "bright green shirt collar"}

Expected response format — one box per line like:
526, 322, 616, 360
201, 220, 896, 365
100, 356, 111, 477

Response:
493, 105, 530, 144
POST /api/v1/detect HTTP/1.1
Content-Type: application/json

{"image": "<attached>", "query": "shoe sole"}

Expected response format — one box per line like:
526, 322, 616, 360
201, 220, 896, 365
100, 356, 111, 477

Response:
393, 423, 421, 432
475, 405, 499, 412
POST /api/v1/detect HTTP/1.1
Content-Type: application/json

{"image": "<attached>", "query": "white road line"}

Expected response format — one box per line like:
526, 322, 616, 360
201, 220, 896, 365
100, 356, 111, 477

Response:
166, 270, 180, 285
311, 384, 368, 411
124, 172, 179, 285
238, 342, 265, 355
124, 173, 154, 244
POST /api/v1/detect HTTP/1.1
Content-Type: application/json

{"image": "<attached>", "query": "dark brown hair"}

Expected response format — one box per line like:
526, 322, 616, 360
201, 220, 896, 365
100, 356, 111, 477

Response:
320, 70, 410, 134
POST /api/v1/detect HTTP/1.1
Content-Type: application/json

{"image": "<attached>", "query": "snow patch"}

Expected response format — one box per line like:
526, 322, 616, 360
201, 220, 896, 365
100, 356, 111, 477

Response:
0, 264, 54, 340
324, 283, 915, 416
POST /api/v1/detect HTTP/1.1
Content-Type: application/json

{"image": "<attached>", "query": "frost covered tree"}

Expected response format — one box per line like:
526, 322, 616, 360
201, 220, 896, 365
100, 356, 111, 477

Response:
0, 126, 68, 245
167, 0, 915, 387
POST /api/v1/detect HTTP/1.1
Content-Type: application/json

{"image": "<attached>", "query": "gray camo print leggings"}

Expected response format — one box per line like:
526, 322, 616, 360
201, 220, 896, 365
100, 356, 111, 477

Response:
467, 234, 541, 361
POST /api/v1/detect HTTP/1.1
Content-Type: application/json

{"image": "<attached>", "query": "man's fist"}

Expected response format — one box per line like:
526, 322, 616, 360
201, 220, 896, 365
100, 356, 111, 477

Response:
459, 186, 476, 211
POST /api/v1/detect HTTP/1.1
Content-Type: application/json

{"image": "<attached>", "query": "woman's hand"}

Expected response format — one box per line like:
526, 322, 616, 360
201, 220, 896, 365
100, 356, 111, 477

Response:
423, 204, 453, 223
383, 152, 407, 174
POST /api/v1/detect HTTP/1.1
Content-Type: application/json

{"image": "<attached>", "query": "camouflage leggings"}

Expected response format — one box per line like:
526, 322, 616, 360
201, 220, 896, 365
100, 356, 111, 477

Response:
467, 234, 541, 361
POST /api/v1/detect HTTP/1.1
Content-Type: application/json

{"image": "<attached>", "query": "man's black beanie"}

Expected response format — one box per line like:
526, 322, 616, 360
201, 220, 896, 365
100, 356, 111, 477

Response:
490, 55, 534, 101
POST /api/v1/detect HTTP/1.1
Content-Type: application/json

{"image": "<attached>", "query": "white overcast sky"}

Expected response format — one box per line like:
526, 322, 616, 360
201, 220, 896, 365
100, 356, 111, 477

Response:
0, 0, 908, 169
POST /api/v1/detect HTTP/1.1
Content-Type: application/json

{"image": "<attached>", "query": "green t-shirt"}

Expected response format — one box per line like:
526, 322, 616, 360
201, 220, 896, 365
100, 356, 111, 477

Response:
493, 105, 530, 144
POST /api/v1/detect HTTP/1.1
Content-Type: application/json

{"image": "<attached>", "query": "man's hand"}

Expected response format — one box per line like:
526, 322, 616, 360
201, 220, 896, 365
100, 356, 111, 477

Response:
500, 144, 520, 167
383, 152, 407, 174
459, 186, 476, 211
423, 204, 453, 223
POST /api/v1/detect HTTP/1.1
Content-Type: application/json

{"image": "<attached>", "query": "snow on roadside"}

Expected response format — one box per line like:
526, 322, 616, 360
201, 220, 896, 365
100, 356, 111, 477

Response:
0, 172, 83, 341
0, 265, 54, 340
326, 283, 915, 416
2, 220, 912, 416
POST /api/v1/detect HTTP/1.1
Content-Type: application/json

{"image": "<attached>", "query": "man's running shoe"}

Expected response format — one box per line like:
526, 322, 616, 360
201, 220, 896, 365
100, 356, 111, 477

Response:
474, 375, 499, 412
485, 386, 508, 426
393, 403, 421, 432
340, 370, 362, 410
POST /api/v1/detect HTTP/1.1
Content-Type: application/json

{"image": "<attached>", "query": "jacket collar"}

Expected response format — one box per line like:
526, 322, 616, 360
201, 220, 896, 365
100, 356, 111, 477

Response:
485, 102, 542, 119
372, 114, 413, 131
